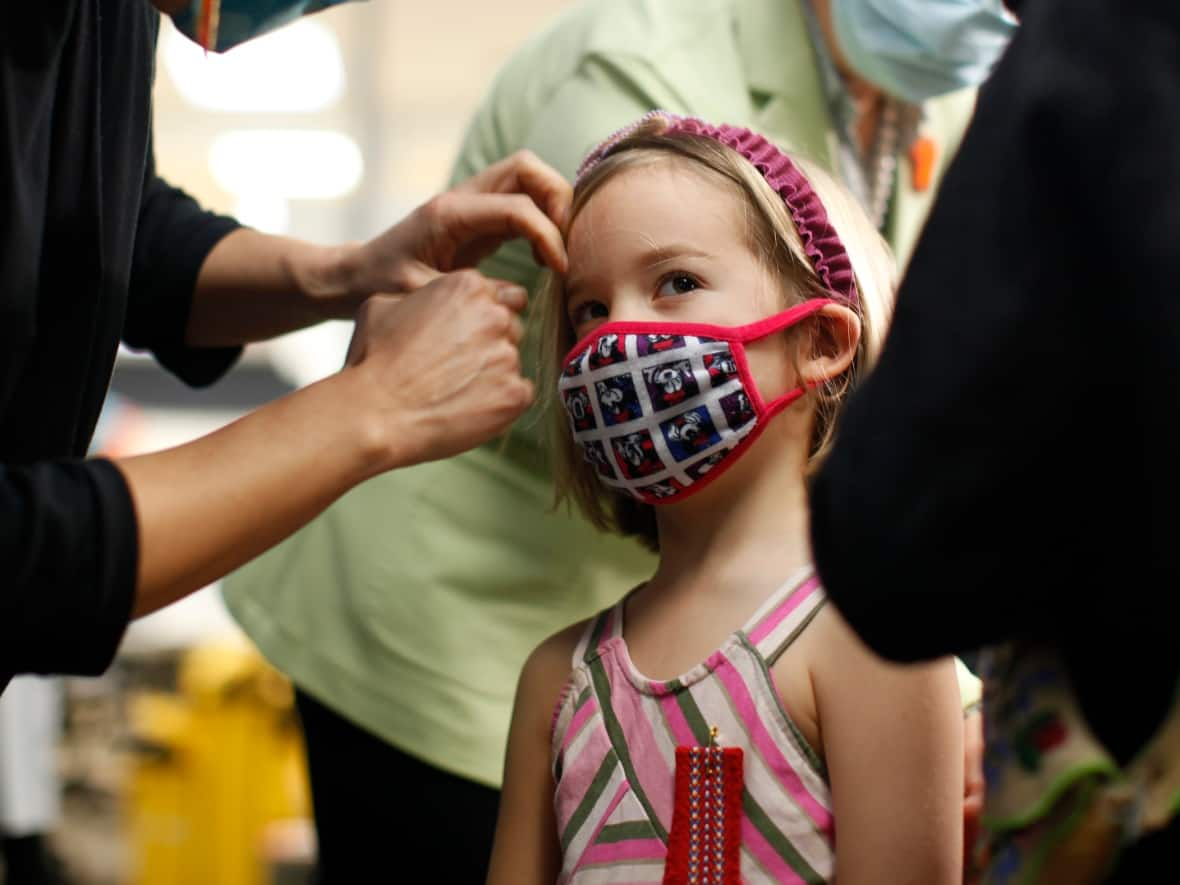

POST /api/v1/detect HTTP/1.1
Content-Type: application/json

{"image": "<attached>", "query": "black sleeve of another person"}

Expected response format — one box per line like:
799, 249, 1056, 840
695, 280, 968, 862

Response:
0, 461, 139, 680
124, 138, 242, 384
0, 164, 242, 684
0, 7, 243, 685
809, 0, 1180, 661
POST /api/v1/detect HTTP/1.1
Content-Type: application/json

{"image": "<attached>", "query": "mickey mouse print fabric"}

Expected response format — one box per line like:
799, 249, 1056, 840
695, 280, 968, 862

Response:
559, 301, 833, 505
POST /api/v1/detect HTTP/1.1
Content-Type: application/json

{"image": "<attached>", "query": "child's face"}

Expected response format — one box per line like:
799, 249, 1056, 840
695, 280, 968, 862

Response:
564, 161, 797, 400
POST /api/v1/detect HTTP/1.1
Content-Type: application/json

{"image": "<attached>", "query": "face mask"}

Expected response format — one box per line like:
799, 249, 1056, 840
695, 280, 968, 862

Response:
559, 300, 833, 505
169, 0, 359, 52
830, 0, 1017, 103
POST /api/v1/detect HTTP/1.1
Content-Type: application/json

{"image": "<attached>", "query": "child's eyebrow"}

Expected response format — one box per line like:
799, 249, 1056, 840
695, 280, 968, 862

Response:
564, 245, 714, 300
637, 244, 713, 270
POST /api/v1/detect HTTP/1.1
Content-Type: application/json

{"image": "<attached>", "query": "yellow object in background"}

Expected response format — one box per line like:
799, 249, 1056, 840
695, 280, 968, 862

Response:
125, 643, 313, 885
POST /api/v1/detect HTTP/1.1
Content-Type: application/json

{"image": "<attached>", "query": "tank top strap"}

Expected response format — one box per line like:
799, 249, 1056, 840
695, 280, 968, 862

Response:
570, 599, 626, 668
743, 566, 828, 666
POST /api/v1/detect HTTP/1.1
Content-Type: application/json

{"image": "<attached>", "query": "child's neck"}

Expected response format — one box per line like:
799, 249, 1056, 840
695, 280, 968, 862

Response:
649, 442, 814, 602
620, 434, 815, 681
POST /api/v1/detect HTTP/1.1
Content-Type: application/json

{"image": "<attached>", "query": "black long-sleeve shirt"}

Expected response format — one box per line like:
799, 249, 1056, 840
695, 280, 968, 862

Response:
0, 1, 240, 680
810, 0, 1180, 764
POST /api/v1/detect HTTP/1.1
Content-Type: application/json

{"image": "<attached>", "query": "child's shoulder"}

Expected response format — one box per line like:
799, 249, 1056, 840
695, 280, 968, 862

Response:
518, 618, 595, 701
523, 594, 627, 686
526, 619, 592, 679
513, 618, 598, 744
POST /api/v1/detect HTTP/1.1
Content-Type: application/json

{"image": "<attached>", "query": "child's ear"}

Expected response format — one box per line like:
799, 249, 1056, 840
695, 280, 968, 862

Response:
799, 303, 861, 386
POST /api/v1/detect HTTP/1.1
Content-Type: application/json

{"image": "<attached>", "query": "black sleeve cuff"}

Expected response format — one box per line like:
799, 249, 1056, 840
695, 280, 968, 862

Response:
125, 178, 244, 388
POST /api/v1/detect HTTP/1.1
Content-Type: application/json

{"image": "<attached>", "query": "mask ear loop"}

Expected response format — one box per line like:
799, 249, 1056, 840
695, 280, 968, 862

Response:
728, 299, 835, 421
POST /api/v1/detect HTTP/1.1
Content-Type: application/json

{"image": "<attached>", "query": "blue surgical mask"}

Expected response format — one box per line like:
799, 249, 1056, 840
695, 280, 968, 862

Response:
830, 0, 1017, 103
170, 0, 361, 53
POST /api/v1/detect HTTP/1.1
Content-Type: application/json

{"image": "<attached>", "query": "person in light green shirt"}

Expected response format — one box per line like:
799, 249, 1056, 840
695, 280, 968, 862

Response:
222, 0, 979, 878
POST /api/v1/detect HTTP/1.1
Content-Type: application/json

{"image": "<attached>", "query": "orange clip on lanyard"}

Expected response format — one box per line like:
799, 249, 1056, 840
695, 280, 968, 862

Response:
909, 134, 938, 193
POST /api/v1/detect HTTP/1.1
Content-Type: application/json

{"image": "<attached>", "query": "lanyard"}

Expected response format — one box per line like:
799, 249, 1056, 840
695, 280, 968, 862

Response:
798, 0, 920, 231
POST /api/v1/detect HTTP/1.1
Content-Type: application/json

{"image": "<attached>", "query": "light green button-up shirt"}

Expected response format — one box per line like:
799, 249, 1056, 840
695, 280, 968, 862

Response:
223, 0, 976, 787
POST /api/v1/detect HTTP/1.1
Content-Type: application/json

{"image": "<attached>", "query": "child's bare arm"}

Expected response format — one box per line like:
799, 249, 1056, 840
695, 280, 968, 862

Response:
812, 607, 964, 885
486, 625, 582, 885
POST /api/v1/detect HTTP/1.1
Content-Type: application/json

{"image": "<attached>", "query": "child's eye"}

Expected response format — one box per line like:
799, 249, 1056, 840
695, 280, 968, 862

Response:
657, 273, 702, 297
569, 299, 609, 329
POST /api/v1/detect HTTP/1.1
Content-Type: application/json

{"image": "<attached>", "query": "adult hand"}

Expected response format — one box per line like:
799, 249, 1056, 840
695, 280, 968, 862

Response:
342, 269, 533, 470
187, 152, 568, 345
315, 150, 571, 318
118, 269, 529, 616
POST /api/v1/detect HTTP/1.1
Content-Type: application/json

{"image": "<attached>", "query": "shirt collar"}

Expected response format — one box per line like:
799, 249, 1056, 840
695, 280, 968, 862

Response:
735, 0, 823, 99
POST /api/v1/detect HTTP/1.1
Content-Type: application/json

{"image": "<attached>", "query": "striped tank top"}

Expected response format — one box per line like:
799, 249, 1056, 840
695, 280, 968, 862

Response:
550, 566, 834, 884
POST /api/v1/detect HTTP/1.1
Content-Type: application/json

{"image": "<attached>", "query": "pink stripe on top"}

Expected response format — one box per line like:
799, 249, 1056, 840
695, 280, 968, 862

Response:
581, 837, 668, 867
561, 693, 600, 754
747, 573, 821, 646
713, 647, 832, 832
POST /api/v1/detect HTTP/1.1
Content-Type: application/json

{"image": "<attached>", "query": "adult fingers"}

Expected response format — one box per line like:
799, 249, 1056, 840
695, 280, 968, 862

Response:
513, 375, 537, 411
425, 270, 526, 343
455, 150, 572, 233
439, 191, 568, 273
484, 282, 527, 345
505, 311, 525, 346
395, 260, 441, 292
495, 283, 529, 313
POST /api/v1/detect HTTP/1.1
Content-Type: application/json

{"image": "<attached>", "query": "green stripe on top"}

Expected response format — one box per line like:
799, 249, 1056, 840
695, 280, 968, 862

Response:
554, 686, 595, 786
573, 684, 593, 712
672, 679, 715, 746
596, 820, 660, 844
744, 791, 824, 884
584, 610, 613, 663
738, 633, 827, 780
588, 654, 668, 841
561, 751, 619, 853
761, 596, 827, 667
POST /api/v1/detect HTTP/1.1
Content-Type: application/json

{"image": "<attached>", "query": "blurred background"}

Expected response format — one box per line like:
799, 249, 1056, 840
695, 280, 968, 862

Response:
0, 3, 570, 883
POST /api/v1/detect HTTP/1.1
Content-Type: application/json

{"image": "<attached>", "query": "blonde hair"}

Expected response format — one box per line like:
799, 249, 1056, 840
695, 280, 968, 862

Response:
537, 122, 897, 550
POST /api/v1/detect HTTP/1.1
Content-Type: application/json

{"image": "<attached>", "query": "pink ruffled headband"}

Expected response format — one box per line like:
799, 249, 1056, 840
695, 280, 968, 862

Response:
574, 110, 859, 306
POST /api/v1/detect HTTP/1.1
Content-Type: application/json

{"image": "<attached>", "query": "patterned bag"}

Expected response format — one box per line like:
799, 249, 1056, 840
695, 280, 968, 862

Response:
978, 643, 1180, 884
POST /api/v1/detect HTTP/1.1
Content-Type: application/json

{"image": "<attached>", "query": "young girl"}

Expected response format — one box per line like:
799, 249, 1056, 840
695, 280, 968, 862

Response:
486, 113, 965, 885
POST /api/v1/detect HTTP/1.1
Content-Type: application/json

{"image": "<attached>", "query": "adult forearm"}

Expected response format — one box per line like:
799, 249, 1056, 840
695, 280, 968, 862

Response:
185, 228, 364, 347
185, 150, 573, 349
115, 371, 383, 616
120, 267, 533, 619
